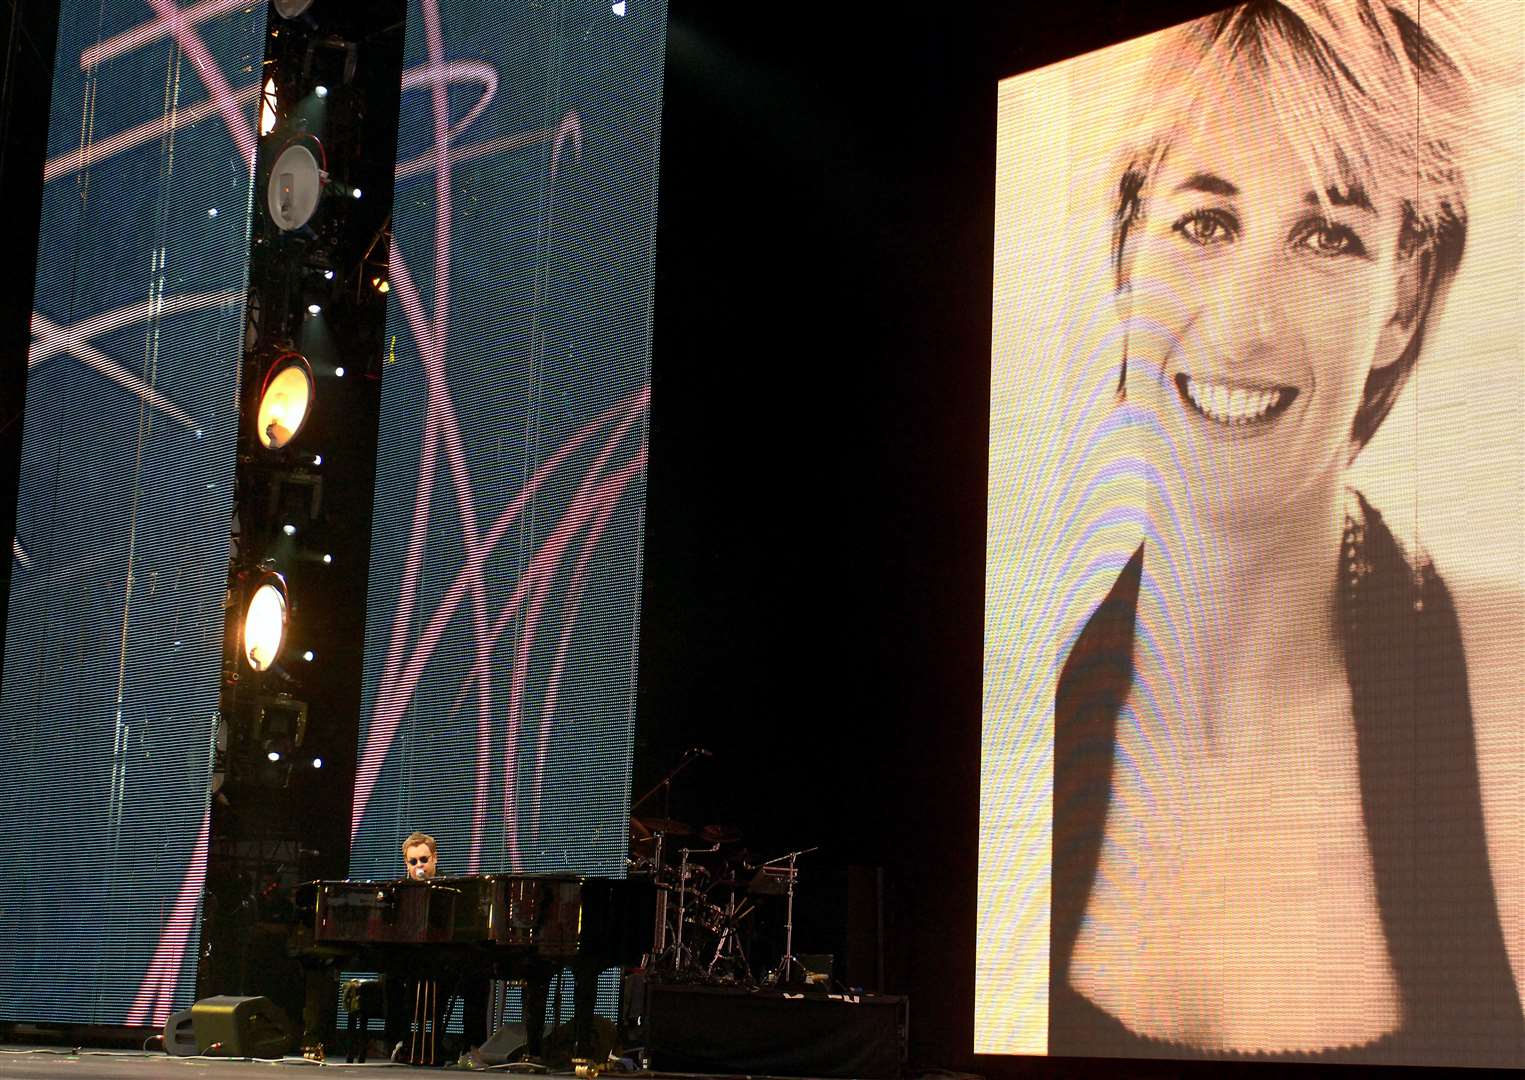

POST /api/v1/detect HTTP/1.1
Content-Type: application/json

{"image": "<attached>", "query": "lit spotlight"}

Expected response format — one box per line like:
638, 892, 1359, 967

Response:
260, 76, 279, 136
351, 187, 363, 200
312, 454, 323, 466
207, 207, 219, 218
315, 85, 329, 99
256, 352, 314, 449
282, 523, 297, 536
242, 574, 288, 672
267, 750, 283, 763
334, 366, 346, 378
321, 553, 333, 564
302, 650, 315, 662
310, 757, 324, 769
307, 302, 322, 316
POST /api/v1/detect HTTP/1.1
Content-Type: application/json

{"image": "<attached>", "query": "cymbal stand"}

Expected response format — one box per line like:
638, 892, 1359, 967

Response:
651, 830, 668, 955
765, 846, 817, 986
674, 842, 719, 973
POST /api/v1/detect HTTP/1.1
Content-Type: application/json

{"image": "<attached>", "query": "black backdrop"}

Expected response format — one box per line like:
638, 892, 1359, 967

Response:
0, 1, 1370, 1075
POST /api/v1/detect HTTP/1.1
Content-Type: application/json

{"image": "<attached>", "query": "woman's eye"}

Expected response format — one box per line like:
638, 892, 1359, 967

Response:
1173, 209, 1236, 246
1296, 220, 1367, 258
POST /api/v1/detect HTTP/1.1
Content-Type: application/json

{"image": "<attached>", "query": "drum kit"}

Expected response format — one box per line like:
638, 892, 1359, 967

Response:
629, 749, 817, 988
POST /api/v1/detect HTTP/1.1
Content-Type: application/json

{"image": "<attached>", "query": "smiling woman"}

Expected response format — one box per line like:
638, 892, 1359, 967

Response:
979, 0, 1525, 1068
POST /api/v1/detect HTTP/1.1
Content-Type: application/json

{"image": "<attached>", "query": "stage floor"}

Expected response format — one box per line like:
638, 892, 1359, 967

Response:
0, 1047, 875, 1080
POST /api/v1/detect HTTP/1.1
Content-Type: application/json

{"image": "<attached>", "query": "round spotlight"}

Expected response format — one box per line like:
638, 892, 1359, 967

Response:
310, 757, 324, 769
351, 187, 362, 199
207, 207, 220, 218
315, 85, 329, 99
322, 269, 334, 281
267, 749, 283, 763
282, 523, 297, 536
266, 142, 323, 231
312, 454, 323, 466
302, 650, 315, 662
321, 553, 333, 564
306, 303, 322, 316
334, 366, 346, 378
242, 575, 288, 672
256, 353, 314, 449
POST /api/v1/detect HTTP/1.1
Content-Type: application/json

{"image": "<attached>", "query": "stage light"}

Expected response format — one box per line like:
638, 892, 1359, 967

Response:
312, 454, 323, 466
351, 187, 362, 199
322, 269, 334, 281
273, 0, 314, 18
321, 553, 332, 564
242, 575, 288, 672
267, 749, 283, 763
371, 276, 389, 293
307, 302, 322, 316
282, 523, 297, 536
255, 353, 314, 449
260, 77, 278, 136
315, 85, 329, 99
302, 650, 314, 662
310, 757, 323, 769
267, 141, 324, 231
207, 208, 219, 218
334, 366, 346, 378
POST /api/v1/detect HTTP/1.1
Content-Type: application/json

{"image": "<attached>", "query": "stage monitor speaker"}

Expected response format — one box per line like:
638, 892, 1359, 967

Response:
163, 1006, 197, 1055
191, 994, 294, 1058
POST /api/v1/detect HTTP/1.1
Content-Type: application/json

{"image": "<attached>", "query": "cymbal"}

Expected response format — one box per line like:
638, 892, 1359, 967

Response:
700, 823, 742, 845
631, 816, 692, 838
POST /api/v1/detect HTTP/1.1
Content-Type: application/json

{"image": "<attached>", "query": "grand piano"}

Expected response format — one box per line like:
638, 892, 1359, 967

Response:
300, 874, 652, 1063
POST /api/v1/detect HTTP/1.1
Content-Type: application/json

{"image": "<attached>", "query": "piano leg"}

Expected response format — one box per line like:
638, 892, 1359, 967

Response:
523, 962, 552, 1059
572, 959, 599, 1063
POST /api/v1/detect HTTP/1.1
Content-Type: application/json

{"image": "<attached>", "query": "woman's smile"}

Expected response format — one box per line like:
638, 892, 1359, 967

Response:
1174, 372, 1298, 430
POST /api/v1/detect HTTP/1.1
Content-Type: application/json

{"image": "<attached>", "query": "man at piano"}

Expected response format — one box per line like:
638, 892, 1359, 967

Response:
384, 832, 491, 1064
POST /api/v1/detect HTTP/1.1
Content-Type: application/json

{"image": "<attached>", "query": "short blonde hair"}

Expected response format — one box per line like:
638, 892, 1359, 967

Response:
401, 831, 436, 856
1113, 0, 1475, 450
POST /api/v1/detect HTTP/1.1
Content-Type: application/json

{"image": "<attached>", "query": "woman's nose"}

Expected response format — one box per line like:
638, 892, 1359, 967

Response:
1214, 252, 1285, 362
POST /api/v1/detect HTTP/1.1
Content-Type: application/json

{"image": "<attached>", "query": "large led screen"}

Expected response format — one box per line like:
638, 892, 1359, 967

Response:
350, 0, 664, 889
979, 0, 1523, 1065
0, 0, 263, 1025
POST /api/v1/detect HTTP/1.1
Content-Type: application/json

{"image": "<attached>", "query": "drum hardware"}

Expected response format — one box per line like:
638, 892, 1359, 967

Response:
760, 847, 817, 986
673, 842, 720, 973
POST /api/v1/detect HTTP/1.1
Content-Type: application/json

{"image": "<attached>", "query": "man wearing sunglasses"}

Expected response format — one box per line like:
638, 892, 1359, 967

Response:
402, 832, 437, 880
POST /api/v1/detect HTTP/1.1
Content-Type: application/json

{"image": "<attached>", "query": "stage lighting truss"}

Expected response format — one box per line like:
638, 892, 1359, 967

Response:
255, 351, 315, 450
243, 573, 289, 672
265, 133, 327, 232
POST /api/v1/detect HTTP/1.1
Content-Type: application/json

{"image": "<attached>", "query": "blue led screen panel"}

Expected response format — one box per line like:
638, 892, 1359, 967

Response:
351, 0, 665, 882
978, 0, 1525, 1066
0, 0, 263, 1026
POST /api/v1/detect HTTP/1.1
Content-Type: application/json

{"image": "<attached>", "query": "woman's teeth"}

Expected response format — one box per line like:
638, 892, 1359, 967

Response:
1177, 373, 1293, 426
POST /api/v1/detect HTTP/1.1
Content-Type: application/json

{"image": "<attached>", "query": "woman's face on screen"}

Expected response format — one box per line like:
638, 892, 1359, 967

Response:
1122, 82, 1406, 532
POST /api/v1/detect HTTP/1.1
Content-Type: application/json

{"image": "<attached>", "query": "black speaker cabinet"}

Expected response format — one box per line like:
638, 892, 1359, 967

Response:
191, 995, 294, 1058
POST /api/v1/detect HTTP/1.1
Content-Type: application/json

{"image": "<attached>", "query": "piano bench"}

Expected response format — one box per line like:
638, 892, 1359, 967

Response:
341, 978, 387, 1063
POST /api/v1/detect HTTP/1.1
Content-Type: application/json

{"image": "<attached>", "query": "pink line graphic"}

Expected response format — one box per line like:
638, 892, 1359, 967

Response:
124, 811, 211, 1026
350, 0, 644, 874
